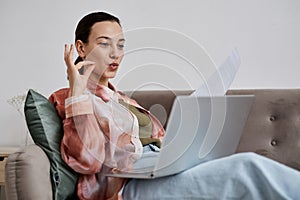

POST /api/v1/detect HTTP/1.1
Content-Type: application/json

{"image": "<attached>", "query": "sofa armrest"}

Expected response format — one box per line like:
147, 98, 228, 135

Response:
5, 144, 53, 200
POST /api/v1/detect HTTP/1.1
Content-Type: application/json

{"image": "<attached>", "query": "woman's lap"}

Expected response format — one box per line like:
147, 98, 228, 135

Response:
123, 152, 300, 200
131, 144, 160, 171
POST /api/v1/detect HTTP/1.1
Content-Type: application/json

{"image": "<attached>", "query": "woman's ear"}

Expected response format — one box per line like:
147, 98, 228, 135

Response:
75, 40, 86, 58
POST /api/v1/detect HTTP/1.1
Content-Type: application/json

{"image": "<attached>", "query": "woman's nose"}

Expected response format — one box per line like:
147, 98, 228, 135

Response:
109, 45, 122, 59
109, 52, 117, 59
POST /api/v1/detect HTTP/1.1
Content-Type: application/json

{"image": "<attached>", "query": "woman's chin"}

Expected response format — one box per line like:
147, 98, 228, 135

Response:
90, 70, 118, 81
103, 71, 118, 79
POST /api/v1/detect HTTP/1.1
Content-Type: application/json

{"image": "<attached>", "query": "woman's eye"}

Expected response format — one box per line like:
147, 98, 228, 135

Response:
99, 42, 110, 47
117, 44, 125, 49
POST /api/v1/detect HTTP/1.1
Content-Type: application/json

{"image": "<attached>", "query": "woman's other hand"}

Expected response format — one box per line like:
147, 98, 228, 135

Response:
64, 44, 95, 96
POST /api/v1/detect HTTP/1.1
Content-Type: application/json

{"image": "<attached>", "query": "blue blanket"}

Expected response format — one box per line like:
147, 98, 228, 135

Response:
123, 152, 300, 200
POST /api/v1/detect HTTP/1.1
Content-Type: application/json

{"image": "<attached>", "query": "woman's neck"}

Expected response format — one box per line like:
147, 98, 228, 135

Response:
89, 74, 109, 87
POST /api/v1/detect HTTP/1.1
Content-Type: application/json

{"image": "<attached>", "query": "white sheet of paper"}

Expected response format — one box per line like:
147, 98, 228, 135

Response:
190, 48, 240, 97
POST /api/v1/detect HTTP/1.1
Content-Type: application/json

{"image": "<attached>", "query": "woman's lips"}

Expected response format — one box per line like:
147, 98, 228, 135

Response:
109, 63, 119, 70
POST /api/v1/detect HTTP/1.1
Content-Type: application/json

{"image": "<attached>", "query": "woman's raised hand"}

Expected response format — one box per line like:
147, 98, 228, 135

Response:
64, 44, 95, 97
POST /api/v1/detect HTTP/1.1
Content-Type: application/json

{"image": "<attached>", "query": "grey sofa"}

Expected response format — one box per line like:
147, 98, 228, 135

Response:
5, 89, 300, 199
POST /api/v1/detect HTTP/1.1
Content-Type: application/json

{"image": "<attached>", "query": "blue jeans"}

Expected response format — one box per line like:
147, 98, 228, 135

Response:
124, 152, 300, 200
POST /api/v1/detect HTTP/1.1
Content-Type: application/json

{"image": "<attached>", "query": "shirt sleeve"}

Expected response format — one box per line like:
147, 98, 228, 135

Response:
61, 94, 106, 174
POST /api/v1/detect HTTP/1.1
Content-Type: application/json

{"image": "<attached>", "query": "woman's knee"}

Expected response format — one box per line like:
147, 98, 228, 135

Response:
228, 152, 265, 166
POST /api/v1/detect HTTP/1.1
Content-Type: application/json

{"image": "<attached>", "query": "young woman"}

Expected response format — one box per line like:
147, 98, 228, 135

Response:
50, 11, 300, 200
49, 12, 164, 200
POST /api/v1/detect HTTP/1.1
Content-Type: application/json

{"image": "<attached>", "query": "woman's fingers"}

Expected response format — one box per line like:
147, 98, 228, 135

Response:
69, 44, 74, 61
64, 44, 71, 63
74, 60, 94, 70
64, 44, 74, 68
83, 60, 96, 66
74, 61, 95, 76
64, 44, 68, 61
83, 61, 96, 78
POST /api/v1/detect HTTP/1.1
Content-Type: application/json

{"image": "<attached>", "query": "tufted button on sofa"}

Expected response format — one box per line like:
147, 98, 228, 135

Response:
226, 89, 300, 171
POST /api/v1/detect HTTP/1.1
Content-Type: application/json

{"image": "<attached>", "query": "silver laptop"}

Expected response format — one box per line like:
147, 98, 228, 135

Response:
105, 95, 254, 179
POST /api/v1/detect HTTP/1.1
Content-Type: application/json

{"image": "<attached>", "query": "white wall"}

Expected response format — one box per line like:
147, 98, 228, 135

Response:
1, 0, 299, 146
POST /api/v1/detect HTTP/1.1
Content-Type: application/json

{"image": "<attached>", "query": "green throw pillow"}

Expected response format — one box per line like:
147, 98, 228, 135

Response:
24, 89, 78, 200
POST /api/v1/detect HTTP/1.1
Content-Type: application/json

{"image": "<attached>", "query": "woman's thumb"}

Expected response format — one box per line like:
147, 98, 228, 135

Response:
82, 61, 96, 77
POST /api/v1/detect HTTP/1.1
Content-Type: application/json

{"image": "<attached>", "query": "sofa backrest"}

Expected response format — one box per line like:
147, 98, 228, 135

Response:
126, 89, 300, 171
227, 89, 300, 171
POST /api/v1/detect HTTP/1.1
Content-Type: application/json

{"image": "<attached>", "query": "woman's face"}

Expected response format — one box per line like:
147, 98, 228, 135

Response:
78, 21, 125, 83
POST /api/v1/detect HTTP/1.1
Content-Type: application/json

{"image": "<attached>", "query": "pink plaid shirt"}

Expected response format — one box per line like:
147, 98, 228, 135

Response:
49, 81, 165, 200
